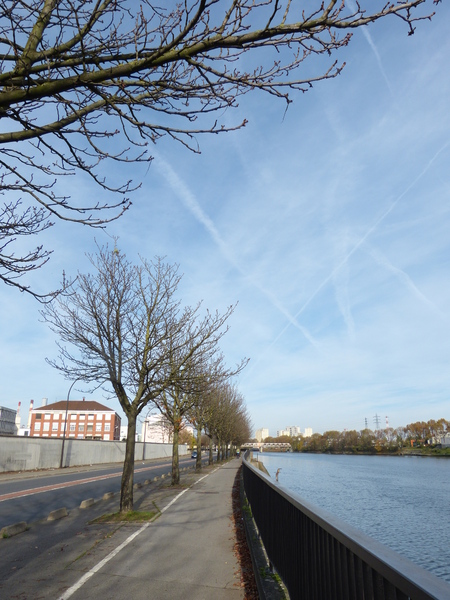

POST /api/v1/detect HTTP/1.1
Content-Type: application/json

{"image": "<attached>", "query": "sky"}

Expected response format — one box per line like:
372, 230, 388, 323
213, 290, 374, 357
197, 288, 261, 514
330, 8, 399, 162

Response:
1, 3, 449, 438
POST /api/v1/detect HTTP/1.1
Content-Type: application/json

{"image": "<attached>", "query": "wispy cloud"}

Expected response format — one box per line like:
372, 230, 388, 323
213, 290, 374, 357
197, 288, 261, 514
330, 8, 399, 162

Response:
267, 140, 450, 347
363, 244, 449, 323
154, 152, 319, 348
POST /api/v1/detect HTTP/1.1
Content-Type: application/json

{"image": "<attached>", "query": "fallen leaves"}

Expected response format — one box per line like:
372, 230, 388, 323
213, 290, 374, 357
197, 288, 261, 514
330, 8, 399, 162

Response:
231, 467, 259, 600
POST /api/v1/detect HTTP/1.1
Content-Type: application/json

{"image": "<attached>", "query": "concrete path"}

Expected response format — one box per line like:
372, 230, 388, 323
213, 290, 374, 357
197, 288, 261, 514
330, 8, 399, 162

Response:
58, 460, 243, 600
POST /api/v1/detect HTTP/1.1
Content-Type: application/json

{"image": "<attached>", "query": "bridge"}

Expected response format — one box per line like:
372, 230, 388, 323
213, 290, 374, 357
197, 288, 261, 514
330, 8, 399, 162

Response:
241, 442, 292, 452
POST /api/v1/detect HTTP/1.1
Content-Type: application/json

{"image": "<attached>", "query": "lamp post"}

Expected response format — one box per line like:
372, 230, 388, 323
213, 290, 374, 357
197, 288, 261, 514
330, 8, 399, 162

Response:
142, 417, 147, 460
59, 379, 80, 469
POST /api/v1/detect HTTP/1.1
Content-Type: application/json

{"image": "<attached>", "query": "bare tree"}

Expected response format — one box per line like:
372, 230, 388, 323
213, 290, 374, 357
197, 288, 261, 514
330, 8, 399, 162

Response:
152, 320, 248, 485
41, 244, 185, 512
188, 381, 214, 473
205, 381, 251, 461
186, 375, 250, 470
0, 1, 438, 296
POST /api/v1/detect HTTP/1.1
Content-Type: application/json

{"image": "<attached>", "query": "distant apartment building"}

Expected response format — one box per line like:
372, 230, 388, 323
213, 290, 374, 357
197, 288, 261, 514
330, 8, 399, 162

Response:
29, 399, 121, 441
255, 428, 269, 442
142, 414, 174, 443
304, 427, 313, 438
276, 426, 301, 438
140, 414, 194, 443
277, 428, 289, 437
0, 406, 17, 435
287, 426, 301, 437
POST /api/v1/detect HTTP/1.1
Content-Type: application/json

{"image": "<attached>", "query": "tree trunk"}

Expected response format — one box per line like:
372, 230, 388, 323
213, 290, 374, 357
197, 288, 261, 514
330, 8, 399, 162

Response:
217, 438, 221, 462
195, 426, 202, 472
120, 413, 137, 512
171, 424, 180, 485
209, 437, 213, 465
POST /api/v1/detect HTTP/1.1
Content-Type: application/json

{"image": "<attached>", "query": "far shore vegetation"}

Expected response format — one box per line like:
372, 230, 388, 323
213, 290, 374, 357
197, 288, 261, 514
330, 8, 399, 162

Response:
251, 418, 450, 456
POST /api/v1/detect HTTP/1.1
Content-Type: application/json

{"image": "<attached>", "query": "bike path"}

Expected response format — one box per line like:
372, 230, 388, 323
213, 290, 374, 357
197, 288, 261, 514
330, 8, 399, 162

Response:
0, 460, 245, 600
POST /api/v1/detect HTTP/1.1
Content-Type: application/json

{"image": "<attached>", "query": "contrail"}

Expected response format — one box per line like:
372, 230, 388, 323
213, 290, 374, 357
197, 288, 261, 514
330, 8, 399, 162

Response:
347, 0, 393, 94
366, 245, 449, 323
265, 141, 449, 350
154, 153, 319, 348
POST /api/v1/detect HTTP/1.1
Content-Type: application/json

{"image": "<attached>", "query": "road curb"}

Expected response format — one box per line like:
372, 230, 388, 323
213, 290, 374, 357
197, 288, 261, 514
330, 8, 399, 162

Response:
47, 508, 68, 521
80, 498, 95, 509
1, 521, 27, 538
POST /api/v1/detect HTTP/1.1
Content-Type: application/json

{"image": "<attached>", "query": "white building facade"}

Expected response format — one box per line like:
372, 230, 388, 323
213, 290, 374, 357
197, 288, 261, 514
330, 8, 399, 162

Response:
276, 426, 302, 437
140, 414, 194, 444
142, 414, 174, 443
255, 428, 269, 442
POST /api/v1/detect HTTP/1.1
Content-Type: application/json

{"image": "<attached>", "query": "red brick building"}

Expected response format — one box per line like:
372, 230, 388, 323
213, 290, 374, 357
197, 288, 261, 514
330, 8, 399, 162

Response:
29, 400, 121, 441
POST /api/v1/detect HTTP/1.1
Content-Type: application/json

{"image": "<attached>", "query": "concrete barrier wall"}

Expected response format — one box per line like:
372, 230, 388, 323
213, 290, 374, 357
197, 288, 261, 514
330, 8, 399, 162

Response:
0, 435, 186, 472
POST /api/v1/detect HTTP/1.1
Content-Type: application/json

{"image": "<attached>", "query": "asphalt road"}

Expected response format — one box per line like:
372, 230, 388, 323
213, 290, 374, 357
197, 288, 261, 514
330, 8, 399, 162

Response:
0, 455, 202, 528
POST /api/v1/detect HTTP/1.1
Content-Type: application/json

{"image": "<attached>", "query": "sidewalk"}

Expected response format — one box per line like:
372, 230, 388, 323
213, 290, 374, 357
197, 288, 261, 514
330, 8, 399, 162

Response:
1, 459, 247, 600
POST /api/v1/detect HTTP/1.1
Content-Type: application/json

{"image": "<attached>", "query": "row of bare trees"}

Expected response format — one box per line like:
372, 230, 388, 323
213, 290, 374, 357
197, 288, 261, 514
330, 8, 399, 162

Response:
0, 1, 439, 298
41, 244, 249, 511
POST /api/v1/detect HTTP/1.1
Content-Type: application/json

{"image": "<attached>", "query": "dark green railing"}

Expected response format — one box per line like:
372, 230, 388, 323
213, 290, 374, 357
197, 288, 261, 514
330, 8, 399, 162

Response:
242, 452, 450, 600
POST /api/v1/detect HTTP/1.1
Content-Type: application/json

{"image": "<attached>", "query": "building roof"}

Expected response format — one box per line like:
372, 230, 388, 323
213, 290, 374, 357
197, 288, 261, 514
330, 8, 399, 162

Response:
33, 400, 116, 413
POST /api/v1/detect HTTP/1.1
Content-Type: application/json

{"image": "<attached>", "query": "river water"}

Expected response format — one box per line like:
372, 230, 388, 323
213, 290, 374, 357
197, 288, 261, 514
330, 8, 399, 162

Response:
258, 452, 450, 585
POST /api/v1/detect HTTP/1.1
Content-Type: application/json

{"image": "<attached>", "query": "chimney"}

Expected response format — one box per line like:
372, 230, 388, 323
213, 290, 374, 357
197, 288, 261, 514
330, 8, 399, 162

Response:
27, 399, 34, 428
15, 401, 21, 430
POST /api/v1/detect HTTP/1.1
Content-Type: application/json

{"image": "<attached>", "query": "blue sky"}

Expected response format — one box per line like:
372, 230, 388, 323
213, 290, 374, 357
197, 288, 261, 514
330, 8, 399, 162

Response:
1, 4, 449, 437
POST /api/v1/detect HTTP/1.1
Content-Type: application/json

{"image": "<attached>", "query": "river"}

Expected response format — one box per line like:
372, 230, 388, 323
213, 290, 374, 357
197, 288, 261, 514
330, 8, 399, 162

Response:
258, 452, 450, 585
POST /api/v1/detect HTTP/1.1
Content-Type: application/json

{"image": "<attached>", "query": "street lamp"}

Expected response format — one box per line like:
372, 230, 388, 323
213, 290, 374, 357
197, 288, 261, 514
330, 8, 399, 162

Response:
142, 417, 147, 460
59, 378, 80, 469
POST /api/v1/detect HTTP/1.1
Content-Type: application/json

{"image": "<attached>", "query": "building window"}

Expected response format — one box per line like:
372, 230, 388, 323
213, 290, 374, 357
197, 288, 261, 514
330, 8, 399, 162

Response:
44, 414, 51, 420
54, 414, 60, 420
79, 414, 85, 420
88, 414, 94, 420
87, 424, 93, 432
43, 422, 50, 431
77, 434, 84, 439
96, 423, 102, 432
79, 424, 84, 431
70, 423, 76, 432
105, 414, 111, 421
104, 423, 110, 432
104, 434, 110, 440
52, 423, 58, 431
70, 414, 77, 419
34, 422, 41, 431
35, 413, 42, 420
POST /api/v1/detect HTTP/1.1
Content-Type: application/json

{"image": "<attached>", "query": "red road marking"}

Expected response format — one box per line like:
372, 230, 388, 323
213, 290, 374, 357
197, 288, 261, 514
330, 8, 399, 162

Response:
0, 464, 163, 502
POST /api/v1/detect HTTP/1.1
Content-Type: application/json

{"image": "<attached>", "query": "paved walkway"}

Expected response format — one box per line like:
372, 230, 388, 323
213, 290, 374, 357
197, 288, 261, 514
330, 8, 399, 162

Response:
0, 460, 245, 600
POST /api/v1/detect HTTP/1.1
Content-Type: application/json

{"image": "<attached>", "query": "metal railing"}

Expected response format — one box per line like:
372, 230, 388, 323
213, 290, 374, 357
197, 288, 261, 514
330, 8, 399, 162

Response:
242, 452, 450, 600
